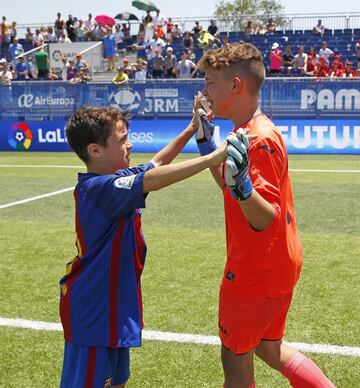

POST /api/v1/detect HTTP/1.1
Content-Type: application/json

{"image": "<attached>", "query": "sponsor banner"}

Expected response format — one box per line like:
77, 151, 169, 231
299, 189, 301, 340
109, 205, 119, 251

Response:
49, 42, 103, 69
1, 119, 359, 154
1, 79, 359, 119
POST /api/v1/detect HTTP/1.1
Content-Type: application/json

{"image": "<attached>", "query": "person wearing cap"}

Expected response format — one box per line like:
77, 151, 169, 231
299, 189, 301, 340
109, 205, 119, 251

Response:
294, 45, 308, 75
319, 41, 334, 64
164, 47, 177, 78
0, 60, 13, 84
15, 55, 27, 80
342, 61, 357, 78
269, 42, 282, 75
314, 56, 329, 77
112, 66, 129, 85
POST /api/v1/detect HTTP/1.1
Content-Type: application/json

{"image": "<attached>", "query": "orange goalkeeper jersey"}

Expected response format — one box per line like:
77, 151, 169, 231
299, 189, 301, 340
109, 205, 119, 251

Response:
222, 114, 303, 297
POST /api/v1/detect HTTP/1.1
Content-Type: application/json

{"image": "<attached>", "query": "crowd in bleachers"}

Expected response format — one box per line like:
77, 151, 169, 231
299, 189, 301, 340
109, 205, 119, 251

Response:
1, 12, 360, 83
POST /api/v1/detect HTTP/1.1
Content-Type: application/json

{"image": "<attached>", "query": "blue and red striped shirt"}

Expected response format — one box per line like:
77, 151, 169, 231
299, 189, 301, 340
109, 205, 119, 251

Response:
59, 162, 154, 348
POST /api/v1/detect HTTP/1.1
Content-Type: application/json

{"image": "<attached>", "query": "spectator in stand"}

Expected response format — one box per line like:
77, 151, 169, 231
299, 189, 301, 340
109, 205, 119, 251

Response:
134, 61, 147, 81
198, 28, 215, 51
151, 47, 165, 79
355, 39, 360, 64
1, 17, 11, 44
66, 15, 77, 42
84, 13, 97, 41
308, 47, 319, 65
103, 27, 117, 72
221, 35, 230, 48
26, 55, 37, 79
191, 21, 202, 39
121, 23, 131, 44
0, 59, 13, 83
149, 32, 165, 58
9, 21, 17, 43
60, 56, 70, 80
144, 22, 154, 44
265, 18, 276, 34
269, 42, 282, 75
58, 32, 71, 44
255, 23, 267, 35
114, 24, 125, 53
328, 60, 343, 78
74, 53, 88, 73
244, 21, 254, 38
164, 18, 174, 44
319, 41, 334, 64
134, 35, 148, 64
155, 23, 165, 40
54, 12, 65, 40
314, 56, 329, 77
33, 28, 44, 47
342, 61, 357, 77
164, 46, 177, 78
294, 45, 307, 75
313, 19, 325, 37
143, 10, 152, 26
208, 19, 219, 38
153, 9, 166, 28
77, 66, 92, 83
46, 26, 57, 43
176, 51, 198, 79
112, 66, 128, 85
182, 31, 194, 52
8, 37, 24, 69
281, 45, 295, 75
35, 46, 50, 79
15, 54, 27, 80
66, 59, 77, 81
25, 27, 34, 43
305, 55, 316, 76
122, 58, 136, 79
76, 20, 86, 42
137, 23, 145, 39
331, 54, 344, 71
171, 23, 182, 40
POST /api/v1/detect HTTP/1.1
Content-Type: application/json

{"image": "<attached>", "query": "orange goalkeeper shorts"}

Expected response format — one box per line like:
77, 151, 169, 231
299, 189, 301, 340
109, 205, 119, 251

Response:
218, 287, 293, 354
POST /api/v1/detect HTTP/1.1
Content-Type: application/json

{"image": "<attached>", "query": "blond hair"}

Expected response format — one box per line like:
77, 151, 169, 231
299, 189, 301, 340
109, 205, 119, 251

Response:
198, 42, 265, 93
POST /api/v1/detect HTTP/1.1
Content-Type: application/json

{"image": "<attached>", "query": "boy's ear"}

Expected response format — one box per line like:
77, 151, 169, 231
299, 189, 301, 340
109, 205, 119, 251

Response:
87, 143, 102, 159
232, 76, 242, 93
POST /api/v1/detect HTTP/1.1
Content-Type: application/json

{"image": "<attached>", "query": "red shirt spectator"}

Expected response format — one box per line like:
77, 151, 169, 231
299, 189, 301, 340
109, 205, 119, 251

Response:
314, 56, 329, 77
331, 55, 344, 70
305, 55, 316, 76
342, 62, 357, 77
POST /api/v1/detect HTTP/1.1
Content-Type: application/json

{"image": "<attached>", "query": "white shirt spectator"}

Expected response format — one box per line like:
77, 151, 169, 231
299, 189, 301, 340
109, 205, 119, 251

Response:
176, 58, 197, 78
319, 44, 334, 64
135, 69, 147, 81
0, 67, 13, 84
149, 37, 165, 57
33, 32, 44, 46
153, 11, 166, 27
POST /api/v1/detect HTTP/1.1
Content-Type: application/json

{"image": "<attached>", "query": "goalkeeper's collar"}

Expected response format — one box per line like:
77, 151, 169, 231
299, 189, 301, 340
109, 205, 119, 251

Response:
233, 110, 264, 131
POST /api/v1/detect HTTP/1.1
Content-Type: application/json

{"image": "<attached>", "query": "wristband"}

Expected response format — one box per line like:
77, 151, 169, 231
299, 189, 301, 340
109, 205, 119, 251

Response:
196, 138, 217, 156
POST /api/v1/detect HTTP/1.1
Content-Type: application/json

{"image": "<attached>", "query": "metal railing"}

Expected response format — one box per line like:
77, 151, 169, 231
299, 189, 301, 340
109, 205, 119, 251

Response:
12, 12, 360, 40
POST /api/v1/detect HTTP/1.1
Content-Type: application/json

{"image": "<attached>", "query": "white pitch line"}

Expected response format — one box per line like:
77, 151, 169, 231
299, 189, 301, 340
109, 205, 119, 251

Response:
0, 165, 360, 173
0, 187, 74, 210
1, 317, 359, 357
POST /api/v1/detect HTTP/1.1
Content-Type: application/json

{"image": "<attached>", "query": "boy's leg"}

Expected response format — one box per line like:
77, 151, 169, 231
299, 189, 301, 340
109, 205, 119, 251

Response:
256, 340, 335, 387
221, 345, 255, 388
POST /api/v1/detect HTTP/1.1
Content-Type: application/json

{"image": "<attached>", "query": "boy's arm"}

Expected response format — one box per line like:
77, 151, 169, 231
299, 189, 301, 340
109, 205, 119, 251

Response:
150, 116, 198, 167
143, 144, 225, 192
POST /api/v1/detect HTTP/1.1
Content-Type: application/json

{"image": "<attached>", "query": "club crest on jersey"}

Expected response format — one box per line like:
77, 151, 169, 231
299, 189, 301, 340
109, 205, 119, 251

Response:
104, 377, 112, 387
114, 175, 136, 190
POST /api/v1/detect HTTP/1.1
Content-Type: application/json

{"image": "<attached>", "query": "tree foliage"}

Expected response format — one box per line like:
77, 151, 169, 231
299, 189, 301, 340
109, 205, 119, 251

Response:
214, 0, 285, 31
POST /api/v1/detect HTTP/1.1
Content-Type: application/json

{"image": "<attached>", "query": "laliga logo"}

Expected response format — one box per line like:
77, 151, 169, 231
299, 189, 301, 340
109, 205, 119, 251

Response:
18, 94, 34, 108
109, 89, 141, 111
8, 123, 33, 150
52, 49, 63, 62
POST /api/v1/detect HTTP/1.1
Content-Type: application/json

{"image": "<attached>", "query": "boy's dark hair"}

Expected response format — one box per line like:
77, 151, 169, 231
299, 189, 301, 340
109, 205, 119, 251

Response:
66, 106, 129, 163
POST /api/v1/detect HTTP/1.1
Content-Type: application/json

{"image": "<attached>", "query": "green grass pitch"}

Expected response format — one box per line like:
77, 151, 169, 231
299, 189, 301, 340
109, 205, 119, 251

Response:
0, 152, 359, 387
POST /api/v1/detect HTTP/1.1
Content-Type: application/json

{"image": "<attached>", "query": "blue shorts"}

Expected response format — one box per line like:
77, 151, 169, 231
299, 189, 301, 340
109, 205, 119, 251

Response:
60, 342, 130, 388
